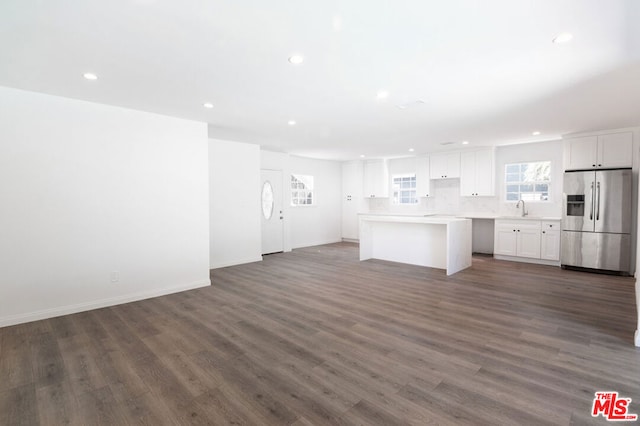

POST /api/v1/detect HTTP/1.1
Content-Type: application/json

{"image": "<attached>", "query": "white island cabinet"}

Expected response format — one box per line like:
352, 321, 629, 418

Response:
359, 214, 472, 275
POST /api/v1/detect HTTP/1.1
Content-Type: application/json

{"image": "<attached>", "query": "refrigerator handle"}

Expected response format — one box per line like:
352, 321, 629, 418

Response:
590, 182, 594, 220
596, 181, 601, 221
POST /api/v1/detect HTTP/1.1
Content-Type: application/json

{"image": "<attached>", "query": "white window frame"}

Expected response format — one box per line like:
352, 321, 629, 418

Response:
504, 161, 551, 202
392, 173, 418, 205
291, 174, 314, 206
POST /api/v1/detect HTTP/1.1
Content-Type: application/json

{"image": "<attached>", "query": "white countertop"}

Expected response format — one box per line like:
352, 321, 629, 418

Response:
359, 214, 469, 225
493, 216, 561, 221
358, 212, 561, 221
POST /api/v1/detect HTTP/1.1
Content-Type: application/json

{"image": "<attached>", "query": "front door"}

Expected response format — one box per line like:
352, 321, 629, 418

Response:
261, 169, 284, 254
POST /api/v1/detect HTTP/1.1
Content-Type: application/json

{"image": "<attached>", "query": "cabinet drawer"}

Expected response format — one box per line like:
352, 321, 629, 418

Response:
495, 220, 541, 231
541, 221, 560, 230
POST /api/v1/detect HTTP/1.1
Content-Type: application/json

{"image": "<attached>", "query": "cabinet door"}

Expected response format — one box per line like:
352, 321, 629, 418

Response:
445, 152, 461, 178
564, 136, 598, 170
540, 230, 560, 261
474, 149, 494, 196
494, 226, 517, 256
415, 157, 431, 197
363, 160, 389, 197
597, 132, 633, 169
517, 229, 541, 258
459, 151, 476, 196
342, 161, 363, 240
430, 154, 447, 179
430, 152, 460, 179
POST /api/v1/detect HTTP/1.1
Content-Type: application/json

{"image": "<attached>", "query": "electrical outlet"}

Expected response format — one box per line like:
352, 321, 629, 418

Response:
110, 271, 119, 283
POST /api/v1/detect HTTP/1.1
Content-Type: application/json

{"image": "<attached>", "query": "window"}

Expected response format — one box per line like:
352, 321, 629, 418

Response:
291, 174, 314, 206
261, 181, 274, 219
392, 174, 418, 205
505, 161, 550, 202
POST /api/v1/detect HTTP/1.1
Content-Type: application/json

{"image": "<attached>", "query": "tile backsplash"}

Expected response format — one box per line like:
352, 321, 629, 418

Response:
367, 178, 560, 217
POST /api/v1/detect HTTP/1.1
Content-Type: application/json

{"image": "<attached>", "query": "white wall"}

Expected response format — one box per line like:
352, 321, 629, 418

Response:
261, 150, 342, 251
495, 140, 564, 218
367, 140, 564, 218
0, 87, 210, 327
289, 155, 342, 248
209, 139, 261, 268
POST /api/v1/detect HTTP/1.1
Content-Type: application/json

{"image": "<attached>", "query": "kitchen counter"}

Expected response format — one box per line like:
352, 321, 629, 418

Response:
359, 212, 561, 221
359, 214, 472, 275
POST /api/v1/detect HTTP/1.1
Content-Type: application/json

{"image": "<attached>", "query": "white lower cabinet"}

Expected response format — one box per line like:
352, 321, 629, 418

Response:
494, 219, 560, 262
540, 221, 560, 261
494, 220, 540, 258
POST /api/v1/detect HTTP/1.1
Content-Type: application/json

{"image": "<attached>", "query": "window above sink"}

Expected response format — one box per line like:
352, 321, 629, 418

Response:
505, 161, 551, 202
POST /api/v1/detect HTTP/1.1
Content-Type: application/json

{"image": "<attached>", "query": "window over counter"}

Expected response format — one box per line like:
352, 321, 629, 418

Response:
505, 161, 550, 202
392, 174, 418, 205
291, 174, 314, 206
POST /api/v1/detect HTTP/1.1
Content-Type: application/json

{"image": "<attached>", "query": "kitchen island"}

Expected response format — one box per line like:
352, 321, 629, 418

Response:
359, 214, 472, 275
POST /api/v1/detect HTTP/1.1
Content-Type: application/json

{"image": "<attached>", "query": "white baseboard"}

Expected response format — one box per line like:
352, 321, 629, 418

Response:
341, 238, 359, 243
493, 254, 561, 267
209, 256, 263, 269
0, 279, 211, 328
292, 239, 343, 250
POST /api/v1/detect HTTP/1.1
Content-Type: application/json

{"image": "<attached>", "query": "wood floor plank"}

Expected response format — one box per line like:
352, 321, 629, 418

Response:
35, 381, 82, 426
0, 242, 638, 425
75, 385, 129, 425
0, 384, 38, 426
0, 329, 33, 393
30, 332, 65, 389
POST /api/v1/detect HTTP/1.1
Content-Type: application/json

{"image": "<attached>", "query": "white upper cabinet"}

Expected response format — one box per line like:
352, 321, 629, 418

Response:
597, 132, 634, 169
415, 157, 431, 197
564, 132, 633, 170
430, 152, 460, 179
460, 148, 495, 196
363, 159, 389, 198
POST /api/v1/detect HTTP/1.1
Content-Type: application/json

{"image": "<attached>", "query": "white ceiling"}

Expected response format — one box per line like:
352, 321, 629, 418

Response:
1, 0, 639, 160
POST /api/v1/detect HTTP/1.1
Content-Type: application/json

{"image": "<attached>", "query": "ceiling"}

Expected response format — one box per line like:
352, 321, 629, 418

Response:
1, 0, 639, 161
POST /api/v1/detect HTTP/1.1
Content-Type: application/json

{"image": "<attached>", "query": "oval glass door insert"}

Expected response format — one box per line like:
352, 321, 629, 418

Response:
262, 181, 274, 219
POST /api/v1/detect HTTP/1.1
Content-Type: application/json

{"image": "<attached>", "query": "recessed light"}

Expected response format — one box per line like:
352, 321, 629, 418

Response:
552, 33, 573, 44
288, 55, 304, 65
409, 148, 415, 152
203, 102, 214, 109
83, 72, 98, 80
376, 90, 389, 99
532, 131, 541, 136
288, 120, 296, 126
360, 154, 365, 158
462, 141, 469, 145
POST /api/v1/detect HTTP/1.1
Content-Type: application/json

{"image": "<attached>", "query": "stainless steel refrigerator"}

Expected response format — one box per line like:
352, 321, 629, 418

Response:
561, 168, 632, 274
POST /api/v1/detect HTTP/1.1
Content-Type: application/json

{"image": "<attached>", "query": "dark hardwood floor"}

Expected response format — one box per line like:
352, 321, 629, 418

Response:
1, 242, 639, 425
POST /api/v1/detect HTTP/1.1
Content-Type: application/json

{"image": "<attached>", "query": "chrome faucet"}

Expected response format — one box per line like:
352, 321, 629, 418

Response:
516, 200, 528, 217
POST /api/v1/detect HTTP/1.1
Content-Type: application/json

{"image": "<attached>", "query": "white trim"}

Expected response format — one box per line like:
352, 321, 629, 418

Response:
291, 239, 343, 250
0, 279, 211, 328
564, 126, 640, 139
494, 254, 560, 267
210, 256, 263, 269
341, 238, 359, 243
